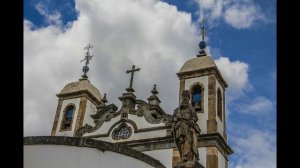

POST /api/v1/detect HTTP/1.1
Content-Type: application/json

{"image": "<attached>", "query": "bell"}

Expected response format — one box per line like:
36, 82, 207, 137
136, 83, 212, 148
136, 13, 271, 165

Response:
194, 102, 201, 111
64, 120, 71, 128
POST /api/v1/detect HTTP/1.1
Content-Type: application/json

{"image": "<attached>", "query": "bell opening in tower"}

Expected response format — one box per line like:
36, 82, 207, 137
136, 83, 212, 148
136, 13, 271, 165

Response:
191, 85, 202, 112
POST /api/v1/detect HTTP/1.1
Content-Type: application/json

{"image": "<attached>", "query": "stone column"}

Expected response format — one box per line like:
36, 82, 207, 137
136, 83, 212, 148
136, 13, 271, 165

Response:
222, 88, 227, 142
172, 148, 181, 167
207, 75, 217, 133
74, 97, 88, 136
51, 99, 63, 136
206, 147, 218, 168
179, 79, 185, 105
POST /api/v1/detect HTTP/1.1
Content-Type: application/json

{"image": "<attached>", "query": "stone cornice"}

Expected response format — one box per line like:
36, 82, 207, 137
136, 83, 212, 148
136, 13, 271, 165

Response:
199, 133, 234, 159
82, 119, 171, 139
117, 133, 233, 159
24, 136, 166, 168
177, 67, 228, 88
57, 90, 101, 105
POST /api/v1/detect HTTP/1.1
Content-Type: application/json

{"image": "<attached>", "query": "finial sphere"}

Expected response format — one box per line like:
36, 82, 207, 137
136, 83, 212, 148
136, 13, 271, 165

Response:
83, 65, 89, 74
199, 41, 206, 49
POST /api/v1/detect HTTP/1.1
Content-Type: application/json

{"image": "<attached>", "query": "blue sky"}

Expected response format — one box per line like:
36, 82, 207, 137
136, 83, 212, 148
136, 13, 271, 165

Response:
24, 0, 276, 167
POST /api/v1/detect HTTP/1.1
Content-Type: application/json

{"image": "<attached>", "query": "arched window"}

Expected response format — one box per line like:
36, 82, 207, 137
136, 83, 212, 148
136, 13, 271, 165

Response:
60, 105, 75, 131
217, 89, 222, 121
191, 84, 203, 112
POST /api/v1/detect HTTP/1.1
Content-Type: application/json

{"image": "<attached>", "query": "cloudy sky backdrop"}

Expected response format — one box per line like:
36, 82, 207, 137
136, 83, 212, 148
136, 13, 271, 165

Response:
24, 0, 276, 168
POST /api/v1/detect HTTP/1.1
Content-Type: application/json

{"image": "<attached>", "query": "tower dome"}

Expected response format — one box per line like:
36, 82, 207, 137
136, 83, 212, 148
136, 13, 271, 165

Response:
178, 55, 217, 74
57, 78, 102, 103
177, 55, 227, 88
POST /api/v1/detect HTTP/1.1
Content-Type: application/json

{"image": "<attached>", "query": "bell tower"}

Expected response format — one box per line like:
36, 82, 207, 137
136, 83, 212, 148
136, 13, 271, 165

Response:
51, 44, 103, 137
175, 20, 233, 168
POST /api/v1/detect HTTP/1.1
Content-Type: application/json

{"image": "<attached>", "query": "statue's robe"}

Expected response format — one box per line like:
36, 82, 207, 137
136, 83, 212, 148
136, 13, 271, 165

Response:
173, 106, 201, 161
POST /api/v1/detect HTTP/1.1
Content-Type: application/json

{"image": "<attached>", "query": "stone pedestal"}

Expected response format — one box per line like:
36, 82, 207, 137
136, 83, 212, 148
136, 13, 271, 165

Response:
174, 161, 204, 168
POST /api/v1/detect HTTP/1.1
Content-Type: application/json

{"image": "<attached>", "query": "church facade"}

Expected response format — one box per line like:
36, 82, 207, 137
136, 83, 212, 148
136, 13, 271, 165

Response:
24, 25, 233, 168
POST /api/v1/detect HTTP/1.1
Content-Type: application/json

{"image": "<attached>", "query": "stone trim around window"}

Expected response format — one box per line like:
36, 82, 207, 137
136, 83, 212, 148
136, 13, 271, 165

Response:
189, 82, 205, 113
112, 123, 133, 140
59, 103, 76, 132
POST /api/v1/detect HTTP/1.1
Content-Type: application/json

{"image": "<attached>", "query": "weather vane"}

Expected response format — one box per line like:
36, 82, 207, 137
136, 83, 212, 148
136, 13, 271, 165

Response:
198, 18, 207, 57
81, 43, 94, 78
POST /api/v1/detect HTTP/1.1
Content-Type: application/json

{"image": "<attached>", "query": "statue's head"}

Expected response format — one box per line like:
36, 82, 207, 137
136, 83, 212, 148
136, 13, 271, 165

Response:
180, 90, 190, 108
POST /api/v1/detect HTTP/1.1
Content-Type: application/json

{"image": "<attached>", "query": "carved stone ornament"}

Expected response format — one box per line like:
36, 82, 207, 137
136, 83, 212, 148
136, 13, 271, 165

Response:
135, 99, 171, 125
75, 104, 118, 137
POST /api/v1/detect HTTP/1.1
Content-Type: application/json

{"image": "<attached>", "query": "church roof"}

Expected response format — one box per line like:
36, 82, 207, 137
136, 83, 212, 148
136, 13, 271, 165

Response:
178, 55, 217, 73
58, 78, 102, 101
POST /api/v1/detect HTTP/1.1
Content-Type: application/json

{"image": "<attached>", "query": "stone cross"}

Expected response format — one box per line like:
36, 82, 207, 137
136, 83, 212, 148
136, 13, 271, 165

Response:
81, 44, 94, 66
126, 65, 140, 91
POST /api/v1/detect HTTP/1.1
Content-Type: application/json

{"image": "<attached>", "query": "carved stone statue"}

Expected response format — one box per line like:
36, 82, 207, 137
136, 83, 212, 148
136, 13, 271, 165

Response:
172, 90, 201, 165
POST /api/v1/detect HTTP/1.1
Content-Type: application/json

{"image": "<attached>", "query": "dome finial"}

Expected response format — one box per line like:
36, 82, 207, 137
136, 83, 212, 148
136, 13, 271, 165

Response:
81, 44, 94, 78
197, 18, 207, 57
151, 84, 158, 95
101, 93, 108, 103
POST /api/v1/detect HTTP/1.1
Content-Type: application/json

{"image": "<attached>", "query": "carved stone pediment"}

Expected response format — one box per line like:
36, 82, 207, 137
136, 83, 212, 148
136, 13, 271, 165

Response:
75, 103, 118, 137
135, 99, 171, 125
91, 104, 118, 120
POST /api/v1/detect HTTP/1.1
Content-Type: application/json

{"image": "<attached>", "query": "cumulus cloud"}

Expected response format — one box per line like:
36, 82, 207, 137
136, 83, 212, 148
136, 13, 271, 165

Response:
193, 0, 267, 29
224, 4, 265, 29
24, 0, 200, 136
195, 0, 223, 19
236, 96, 273, 115
24, 0, 255, 136
229, 127, 276, 168
215, 57, 251, 102
35, 2, 62, 26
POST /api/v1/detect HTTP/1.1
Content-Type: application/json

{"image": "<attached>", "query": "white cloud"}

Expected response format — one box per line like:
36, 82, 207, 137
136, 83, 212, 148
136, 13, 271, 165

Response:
229, 127, 276, 168
24, 0, 255, 136
196, 0, 223, 19
236, 96, 273, 115
193, 0, 267, 29
24, 0, 200, 136
35, 2, 62, 26
224, 4, 265, 29
215, 57, 251, 102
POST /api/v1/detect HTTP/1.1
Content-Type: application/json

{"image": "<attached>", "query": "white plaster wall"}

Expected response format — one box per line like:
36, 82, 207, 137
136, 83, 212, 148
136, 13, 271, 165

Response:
215, 80, 224, 137
82, 100, 97, 127
218, 150, 226, 168
24, 145, 153, 168
198, 147, 206, 168
184, 76, 208, 134
143, 149, 173, 168
125, 129, 166, 141
128, 115, 165, 129
55, 98, 81, 136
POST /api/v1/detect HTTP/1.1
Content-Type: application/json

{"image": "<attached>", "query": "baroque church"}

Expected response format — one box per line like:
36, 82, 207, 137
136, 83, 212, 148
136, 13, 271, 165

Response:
24, 22, 233, 168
